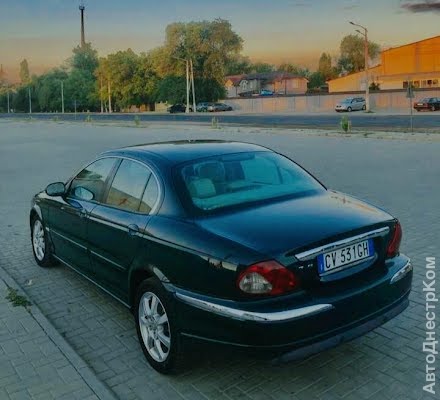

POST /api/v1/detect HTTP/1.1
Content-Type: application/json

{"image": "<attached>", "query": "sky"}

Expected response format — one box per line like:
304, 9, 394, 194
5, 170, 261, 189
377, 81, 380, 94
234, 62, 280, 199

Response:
1, 0, 439, 80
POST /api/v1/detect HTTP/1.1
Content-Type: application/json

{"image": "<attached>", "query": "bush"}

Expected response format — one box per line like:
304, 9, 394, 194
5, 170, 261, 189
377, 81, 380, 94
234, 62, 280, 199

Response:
340, 116, 351, 133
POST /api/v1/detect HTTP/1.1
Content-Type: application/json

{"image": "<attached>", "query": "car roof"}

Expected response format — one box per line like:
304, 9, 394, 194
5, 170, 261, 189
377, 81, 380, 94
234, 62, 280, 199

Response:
102, 140, 270, 165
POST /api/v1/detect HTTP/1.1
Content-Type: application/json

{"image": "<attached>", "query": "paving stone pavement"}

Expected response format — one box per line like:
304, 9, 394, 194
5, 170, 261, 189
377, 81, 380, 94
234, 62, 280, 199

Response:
0, 270, 117, 400
0, 121, 438, 400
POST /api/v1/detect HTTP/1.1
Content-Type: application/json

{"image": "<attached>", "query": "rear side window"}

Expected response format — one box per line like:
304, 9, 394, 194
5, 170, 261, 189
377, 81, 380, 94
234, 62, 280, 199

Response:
105, 160, 151, 212
70, 158, 116, 202
139, 177, 159, 214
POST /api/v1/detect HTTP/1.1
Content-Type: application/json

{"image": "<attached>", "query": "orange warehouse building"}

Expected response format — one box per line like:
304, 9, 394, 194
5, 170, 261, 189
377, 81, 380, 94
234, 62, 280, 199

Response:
328, 35, 440, 92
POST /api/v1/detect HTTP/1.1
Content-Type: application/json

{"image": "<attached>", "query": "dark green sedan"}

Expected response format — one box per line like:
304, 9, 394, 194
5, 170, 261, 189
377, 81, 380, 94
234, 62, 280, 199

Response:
30, 140, 412, 373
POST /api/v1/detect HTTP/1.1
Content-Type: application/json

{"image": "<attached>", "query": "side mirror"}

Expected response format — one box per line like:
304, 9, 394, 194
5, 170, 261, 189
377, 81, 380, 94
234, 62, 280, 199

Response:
45, 182, 66, 197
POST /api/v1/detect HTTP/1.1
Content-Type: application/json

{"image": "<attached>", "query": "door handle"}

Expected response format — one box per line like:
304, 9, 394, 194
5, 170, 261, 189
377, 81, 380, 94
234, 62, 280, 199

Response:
127, 224, 140, 236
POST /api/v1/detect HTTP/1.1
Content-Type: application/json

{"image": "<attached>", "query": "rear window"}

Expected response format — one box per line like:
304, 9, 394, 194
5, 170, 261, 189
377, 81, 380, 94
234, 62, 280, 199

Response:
177, 152, 325, 212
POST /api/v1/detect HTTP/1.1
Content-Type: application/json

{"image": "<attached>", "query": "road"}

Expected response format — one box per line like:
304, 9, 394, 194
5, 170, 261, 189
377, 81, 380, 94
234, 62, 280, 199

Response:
2, 111, 440, 129
0, 121, 437, 400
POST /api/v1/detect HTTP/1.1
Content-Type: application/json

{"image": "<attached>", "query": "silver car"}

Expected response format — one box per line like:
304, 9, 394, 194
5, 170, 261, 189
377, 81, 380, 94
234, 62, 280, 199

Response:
335, 97, 366, 112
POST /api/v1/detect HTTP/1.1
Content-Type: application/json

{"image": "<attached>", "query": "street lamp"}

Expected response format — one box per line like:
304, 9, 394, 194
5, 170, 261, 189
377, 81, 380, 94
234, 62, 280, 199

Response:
171, 56, 196, 113
349, 21, 370, 112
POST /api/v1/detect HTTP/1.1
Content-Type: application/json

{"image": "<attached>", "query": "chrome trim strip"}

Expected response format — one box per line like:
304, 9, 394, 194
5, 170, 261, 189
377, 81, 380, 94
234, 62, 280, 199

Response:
295, 227, 390, 261
53, 255, 130, 308
390, 260, 413, 284
50, 229, 87, 250
90, 250, 126, 272
175, 293, 333, 322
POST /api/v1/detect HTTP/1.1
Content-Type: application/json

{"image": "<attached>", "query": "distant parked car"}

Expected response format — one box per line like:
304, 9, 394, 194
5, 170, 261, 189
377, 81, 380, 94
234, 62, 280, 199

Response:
196, 102, 213, 112
413, 97, 440, 112
167, 104, 192, 113
335, 97, 366, 112
207, 103, 233, 112
260, 89, 274, 96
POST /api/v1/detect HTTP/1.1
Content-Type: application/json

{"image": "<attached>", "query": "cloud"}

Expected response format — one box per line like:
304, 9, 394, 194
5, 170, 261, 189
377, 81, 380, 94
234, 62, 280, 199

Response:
401, 1, 440, 13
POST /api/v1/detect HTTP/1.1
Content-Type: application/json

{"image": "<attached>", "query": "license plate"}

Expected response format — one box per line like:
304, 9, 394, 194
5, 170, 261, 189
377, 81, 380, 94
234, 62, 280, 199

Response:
417, 103, 423, 106
317, 239, 374, 274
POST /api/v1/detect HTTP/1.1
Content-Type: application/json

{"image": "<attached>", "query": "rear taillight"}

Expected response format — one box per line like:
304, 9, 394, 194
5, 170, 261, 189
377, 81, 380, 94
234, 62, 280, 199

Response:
237, 260, 297, 295
386, 221, 402, 258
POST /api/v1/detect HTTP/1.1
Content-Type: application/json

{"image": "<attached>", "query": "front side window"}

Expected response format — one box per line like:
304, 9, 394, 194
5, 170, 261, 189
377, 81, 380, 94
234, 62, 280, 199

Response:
105, 159, 152, 212
69, 158, 116, 202
178, 152, 325, 212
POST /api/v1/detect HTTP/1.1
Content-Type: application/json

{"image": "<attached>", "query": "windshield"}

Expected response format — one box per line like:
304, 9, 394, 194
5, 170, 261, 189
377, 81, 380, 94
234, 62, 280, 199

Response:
177, 151, 325, 212
342, 98, 353, 103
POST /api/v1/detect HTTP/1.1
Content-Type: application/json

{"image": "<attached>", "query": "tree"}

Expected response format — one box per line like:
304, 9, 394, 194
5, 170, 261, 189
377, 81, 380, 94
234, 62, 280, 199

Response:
19, 59, 30, 84
307, 72, 326, 90
154, 19, 243, 84
224, 55, 253, 75
250, 62, 275, 74
156, 76, 225, 104
338, 35, 380, 74
278, 63, 310, 78
34, 68, 68, 112
318, 53, 338, 81
65, 43, 99, 111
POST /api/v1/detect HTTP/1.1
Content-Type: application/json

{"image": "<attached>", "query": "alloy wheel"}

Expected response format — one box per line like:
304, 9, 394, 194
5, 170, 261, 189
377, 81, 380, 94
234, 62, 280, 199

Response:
138, 292, 171, 362
32, 220, 45, 261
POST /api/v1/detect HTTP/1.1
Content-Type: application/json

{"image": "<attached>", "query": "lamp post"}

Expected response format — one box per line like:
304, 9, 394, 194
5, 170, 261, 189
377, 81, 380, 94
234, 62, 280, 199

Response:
349, 21, 370, 112
172, 56, 195, 113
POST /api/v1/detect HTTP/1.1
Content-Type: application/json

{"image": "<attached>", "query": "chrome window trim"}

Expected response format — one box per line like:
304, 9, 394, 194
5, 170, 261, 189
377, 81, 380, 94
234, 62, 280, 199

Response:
67, 155, 163, 216
295, 227, 390, 261
175, 293, 333, 322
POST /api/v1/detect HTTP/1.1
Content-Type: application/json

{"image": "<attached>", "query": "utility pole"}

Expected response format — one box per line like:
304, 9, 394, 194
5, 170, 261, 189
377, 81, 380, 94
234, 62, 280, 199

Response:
186, 60, 190, 113
100, 77, 104, 113
190, 59, 196, 112
79, 2, 86, 48
108, 80, 112, 113
349, 21, 370, 112
61, 81, 64, 113
28, 87, 32, 114
7, 87, 10, 113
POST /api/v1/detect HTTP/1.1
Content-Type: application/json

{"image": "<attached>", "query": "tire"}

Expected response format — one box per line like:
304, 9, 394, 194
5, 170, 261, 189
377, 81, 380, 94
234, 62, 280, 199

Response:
431, 105, 435, 111
31, 216, 56, 267
347, 107, 352, 112
135, 278, 185, 374
362, 105, 366, 110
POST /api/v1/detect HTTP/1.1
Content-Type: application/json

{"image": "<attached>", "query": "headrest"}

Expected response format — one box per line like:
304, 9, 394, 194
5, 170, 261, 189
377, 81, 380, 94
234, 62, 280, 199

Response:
188, 178, 216, 199
196, 162, 226, 182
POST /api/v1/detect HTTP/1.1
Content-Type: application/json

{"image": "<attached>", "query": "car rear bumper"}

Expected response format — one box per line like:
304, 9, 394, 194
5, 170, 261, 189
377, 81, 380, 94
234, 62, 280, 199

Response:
169, 255, 412, 352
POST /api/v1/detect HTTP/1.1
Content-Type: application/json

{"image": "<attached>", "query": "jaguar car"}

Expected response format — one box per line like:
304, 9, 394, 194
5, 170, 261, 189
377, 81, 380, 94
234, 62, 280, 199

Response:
30, 140, 412, 373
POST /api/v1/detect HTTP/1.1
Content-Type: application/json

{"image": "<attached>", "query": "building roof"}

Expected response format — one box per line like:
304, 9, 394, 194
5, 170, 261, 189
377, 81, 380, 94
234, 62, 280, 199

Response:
382, 35, 440, 54
225, 74, 246, 86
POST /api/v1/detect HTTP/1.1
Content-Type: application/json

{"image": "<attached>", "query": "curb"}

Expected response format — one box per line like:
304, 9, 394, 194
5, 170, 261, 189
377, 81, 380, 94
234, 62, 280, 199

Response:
0, 264, 118, 400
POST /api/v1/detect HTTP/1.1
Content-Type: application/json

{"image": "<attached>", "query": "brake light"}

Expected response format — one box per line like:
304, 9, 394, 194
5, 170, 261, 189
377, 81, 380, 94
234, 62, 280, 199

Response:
386, 221, 402, 258
237, 260, 297, 295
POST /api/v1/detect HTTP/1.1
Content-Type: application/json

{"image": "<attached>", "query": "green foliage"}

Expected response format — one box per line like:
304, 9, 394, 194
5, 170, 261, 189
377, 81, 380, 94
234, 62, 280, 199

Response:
33, 68, 68, 112
250, 62, 275, 74
338, 35, 380, 73
278, 63, 310, 78
308, 71, 326, 89
6, 287, 31, 308
224, 55, 253, 75
71, 43, 99, 73
156, 75, 226, 105
65, 69, 97, 111
340, 115, 351, 133
318, 53, 338, 80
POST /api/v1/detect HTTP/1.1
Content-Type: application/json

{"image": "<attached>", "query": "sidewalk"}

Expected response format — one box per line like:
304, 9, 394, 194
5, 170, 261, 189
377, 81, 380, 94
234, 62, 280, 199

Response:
0, 268, 116, 400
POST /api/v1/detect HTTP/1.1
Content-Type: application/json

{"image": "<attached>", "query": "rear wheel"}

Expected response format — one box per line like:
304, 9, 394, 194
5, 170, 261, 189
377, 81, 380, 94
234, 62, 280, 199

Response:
347, 107, 352, 112
31, 216, 56, 267
135, 279, 185, 374
431, 105, 435, 111
362, 104, 366, 110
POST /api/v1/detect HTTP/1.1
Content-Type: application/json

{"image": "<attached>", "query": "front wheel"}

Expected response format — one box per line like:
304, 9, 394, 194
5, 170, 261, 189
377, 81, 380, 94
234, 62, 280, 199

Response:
431, 105, 435, 111
31, 216, 56, 267
347, 107, 352, 112
135, 279, 185, 374
362, 105, 366, 110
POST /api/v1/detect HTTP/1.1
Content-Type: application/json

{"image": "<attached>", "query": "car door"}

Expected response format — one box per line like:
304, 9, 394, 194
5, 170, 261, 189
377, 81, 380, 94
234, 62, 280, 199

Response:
87, 158, 160, 301
48, 157, 118, 275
